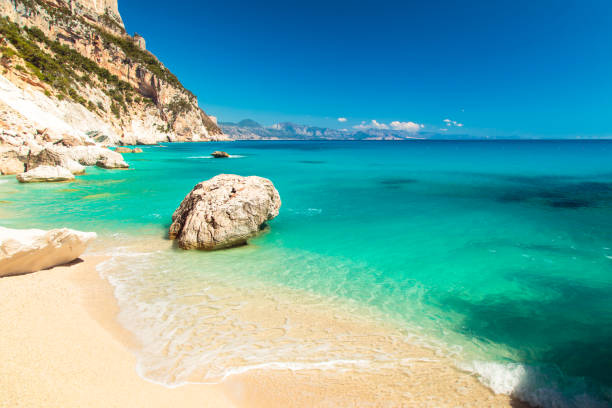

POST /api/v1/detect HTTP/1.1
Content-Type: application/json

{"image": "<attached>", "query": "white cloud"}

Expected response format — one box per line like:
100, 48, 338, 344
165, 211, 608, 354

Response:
389, 121, 422, 133
354, 119, 424, 133
337, 117, 347, 123
443, 118, 465, 128
353, 120, 389, 130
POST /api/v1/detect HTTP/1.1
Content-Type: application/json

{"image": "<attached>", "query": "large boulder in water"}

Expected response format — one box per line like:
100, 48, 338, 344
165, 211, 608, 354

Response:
0, 227, 97, 277
169, 174, 281, 250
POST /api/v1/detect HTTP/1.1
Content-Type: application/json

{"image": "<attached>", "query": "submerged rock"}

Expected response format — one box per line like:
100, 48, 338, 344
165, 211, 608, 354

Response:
115, 147, 133, 153
211, 151, 230, 158
169, 174, 281, 250
17, 165, 75, 183
133, 148, 143, 153
0, 227, 96, 277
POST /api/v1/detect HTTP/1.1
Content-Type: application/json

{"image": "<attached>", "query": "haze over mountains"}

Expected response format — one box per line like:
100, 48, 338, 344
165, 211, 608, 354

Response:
220, 119, 477, 141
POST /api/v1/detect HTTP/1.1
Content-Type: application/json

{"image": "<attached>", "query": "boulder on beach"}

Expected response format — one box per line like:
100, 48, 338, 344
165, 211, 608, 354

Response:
0, 227, 97, 277
17, 165, 75, 183
211, 151, 230, 158
115, 147, 133, 153
169, 174, 281, 250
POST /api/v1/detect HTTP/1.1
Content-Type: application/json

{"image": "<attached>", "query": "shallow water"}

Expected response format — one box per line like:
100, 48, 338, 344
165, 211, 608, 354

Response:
2, 140, 611, 407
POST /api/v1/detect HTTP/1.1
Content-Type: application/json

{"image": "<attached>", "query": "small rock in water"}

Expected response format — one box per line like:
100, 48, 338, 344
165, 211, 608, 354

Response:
115, 147, 133, 154
133, 148, 143, 153
169, 174, 281, 250
211, 151, 230, 158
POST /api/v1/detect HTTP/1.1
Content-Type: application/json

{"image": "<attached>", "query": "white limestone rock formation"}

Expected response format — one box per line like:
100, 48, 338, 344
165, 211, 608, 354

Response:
17, 165, 75, 183
169, 174, 281, 250
0, 227, 96, 277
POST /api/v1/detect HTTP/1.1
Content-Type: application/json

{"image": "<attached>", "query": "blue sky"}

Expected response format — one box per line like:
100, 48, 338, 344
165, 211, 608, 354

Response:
120, 0, 612, 138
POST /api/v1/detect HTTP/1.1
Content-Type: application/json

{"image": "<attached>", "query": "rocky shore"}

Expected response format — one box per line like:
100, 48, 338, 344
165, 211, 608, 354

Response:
0, 125, 129, 180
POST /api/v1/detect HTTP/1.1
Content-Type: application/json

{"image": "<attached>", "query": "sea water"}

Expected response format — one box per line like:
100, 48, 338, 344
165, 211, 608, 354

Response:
1, 140, 611, 407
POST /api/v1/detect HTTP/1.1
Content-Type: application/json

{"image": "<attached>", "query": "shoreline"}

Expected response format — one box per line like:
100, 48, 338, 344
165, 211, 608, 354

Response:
0, 251, 529, 407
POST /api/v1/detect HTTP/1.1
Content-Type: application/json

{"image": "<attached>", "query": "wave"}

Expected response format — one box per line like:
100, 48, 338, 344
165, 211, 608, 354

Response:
462, 361, 611, 408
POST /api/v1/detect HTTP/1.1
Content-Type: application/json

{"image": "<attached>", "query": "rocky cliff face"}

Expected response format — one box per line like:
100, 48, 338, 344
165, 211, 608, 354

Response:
0, 0, 225, 144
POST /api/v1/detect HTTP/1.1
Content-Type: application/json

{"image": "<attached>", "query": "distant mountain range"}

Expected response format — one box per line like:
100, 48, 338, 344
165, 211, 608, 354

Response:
220, 120, 473, 141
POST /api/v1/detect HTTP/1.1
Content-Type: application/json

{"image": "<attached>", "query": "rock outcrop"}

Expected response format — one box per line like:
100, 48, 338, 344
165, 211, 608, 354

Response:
17, 165, 75, 183
169, 174, 281, 250
0, 127, 129, 179
0, 226, 96, 277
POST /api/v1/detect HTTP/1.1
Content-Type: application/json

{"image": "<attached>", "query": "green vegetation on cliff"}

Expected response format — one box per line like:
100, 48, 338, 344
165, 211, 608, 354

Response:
8, 0, 192, 98
0, 17, 134, 112
2, 0, 222, 136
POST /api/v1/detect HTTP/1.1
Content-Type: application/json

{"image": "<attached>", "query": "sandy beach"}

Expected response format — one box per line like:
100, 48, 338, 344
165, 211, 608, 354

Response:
0, 254, 528, 407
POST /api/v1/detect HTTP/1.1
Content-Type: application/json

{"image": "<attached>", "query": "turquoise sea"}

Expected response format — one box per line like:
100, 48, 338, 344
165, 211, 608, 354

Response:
2, 140, 611, 407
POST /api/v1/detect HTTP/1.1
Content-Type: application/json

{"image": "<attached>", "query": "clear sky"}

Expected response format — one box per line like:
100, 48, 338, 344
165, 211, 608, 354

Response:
119, 0, 612, 138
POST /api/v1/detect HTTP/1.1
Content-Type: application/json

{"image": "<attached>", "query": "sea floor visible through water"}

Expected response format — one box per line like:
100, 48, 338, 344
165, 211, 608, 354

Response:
1, 140, 611, 408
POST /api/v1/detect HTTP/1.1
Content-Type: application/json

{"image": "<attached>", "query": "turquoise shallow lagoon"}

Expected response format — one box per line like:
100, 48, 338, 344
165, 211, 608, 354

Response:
2, 140, 612, 407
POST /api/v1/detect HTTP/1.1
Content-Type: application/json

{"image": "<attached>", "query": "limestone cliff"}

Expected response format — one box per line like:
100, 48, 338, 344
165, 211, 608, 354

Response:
0, 0, 225, 144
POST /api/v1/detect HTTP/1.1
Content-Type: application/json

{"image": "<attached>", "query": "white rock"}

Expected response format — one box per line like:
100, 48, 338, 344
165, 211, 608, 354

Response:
169, 174, 281, 250
17, 165, 75, 183
0, 227, 97, 277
